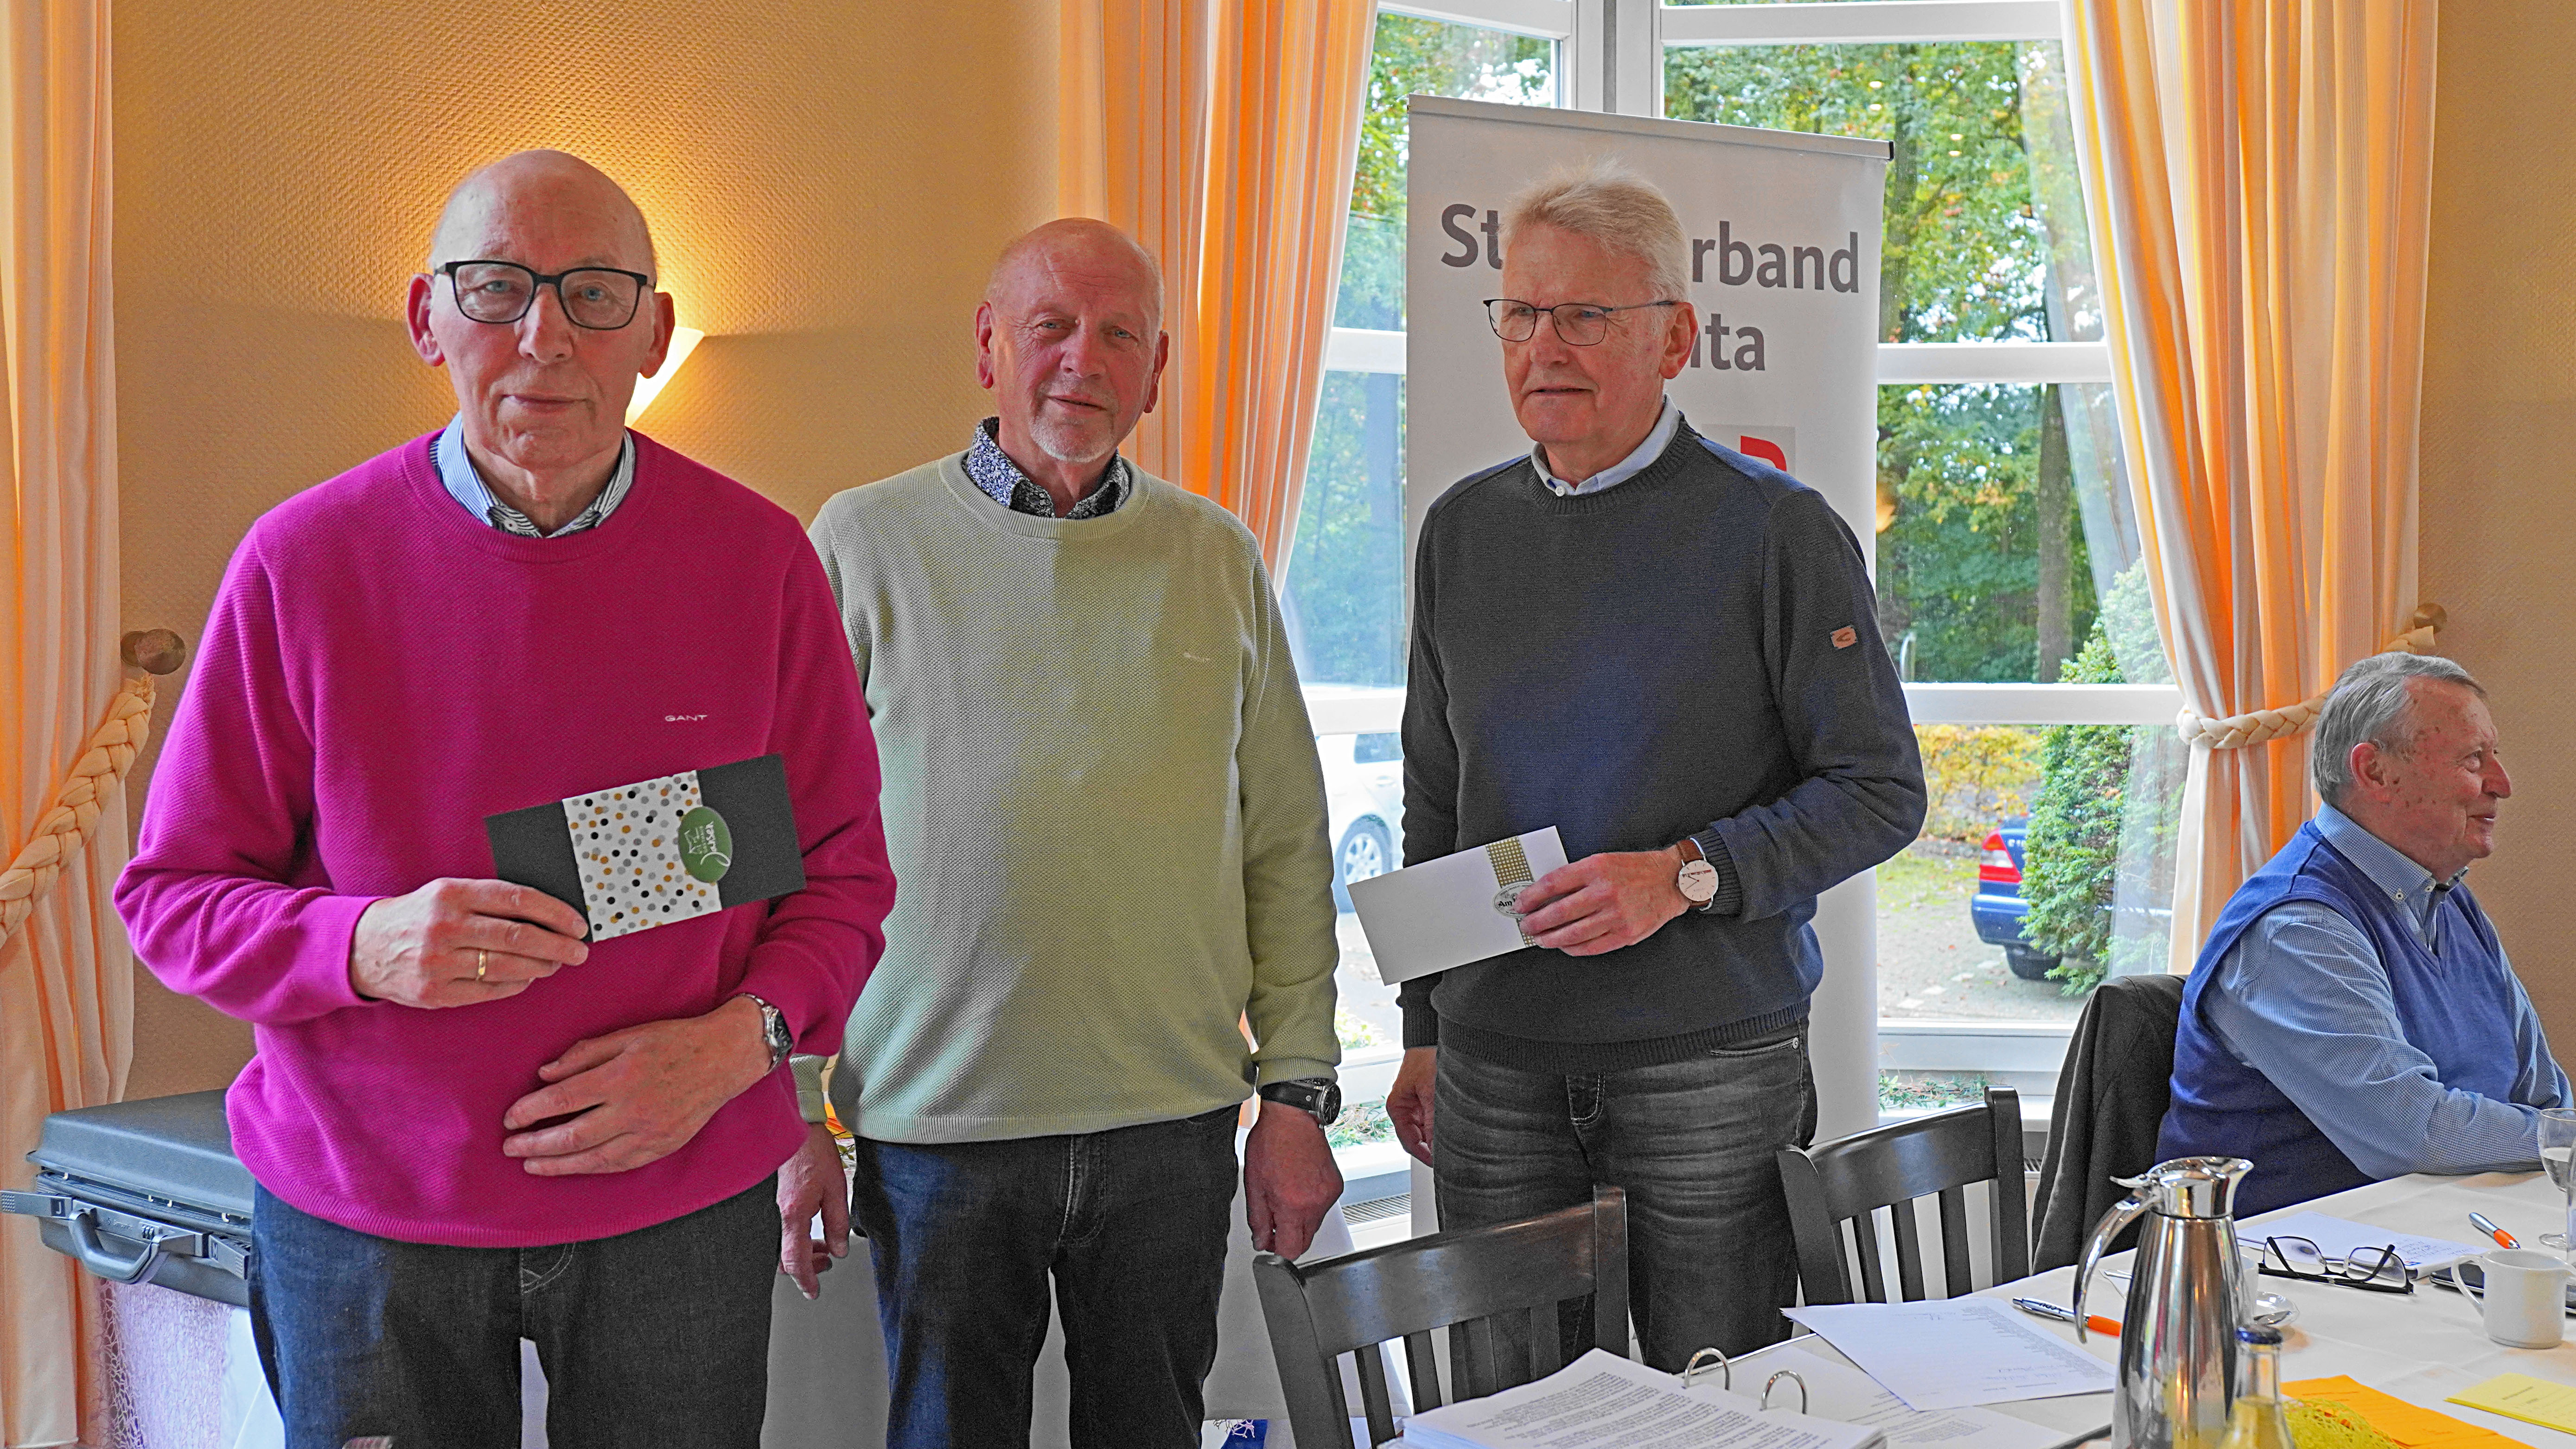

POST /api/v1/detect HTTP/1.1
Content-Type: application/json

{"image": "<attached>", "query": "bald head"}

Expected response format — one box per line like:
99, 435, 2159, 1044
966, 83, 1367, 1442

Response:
986, 218, 1161, 329
427, 149, 657, 279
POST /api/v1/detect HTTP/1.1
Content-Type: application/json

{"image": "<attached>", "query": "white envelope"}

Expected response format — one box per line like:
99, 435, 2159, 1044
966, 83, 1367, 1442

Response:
1348, 827, 1569, 984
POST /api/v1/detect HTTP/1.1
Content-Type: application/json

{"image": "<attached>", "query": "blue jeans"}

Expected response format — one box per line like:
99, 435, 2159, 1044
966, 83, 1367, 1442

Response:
249, 1176, 778, 1449
1432, 1027, 1817, 1369
851, 1104, 1241, 1449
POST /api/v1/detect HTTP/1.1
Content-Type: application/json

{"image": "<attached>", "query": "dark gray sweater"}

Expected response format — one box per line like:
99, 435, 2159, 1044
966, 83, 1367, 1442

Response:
1397, 420, 1926, 1072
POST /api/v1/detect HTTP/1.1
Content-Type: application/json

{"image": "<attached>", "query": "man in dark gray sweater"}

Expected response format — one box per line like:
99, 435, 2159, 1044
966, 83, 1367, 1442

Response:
1384, 160, 1925, 1364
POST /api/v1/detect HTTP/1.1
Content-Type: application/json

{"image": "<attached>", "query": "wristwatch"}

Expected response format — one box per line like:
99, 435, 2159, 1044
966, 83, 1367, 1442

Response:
1487, 836, 1538, 945
1675, 837, 1721, 911
1258, 1077, 1343, 1128
738, 993, 793, 1074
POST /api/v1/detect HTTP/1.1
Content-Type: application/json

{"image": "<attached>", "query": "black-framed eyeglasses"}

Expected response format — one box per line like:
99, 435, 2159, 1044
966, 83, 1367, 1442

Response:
436, 260, 650, 330
1483, 297, 1680, 346
2256, 1235, 2414, 1294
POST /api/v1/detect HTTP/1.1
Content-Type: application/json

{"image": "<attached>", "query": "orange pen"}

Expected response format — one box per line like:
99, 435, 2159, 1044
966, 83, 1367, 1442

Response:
2012, 1298, 2121, 1337
2470, 1212, 2519, 1250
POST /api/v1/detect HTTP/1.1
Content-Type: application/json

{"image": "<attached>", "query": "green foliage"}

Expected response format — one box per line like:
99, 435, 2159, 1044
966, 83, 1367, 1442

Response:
1287, 373, 1406, 684
2021, 565, 2180, 994
1665, 43, 2099, 682
1913, 724, 2043, 843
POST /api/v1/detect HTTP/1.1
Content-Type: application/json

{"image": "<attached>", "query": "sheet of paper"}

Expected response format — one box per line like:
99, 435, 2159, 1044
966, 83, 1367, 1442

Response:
2446, 1374, 2576, 1436
1710, 1340, 2069, 1449
2285, 1376, 2520, 1449
1350, 827, 1569, 984
1400, 1348, 1884, 1449
2238, 1210, 2485, 1271
1781, 1299, 2115, 1412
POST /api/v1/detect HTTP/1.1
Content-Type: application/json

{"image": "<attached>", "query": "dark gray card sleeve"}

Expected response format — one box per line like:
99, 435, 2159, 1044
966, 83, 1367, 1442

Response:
485, 801, 587, 926
697, 753, 806, 908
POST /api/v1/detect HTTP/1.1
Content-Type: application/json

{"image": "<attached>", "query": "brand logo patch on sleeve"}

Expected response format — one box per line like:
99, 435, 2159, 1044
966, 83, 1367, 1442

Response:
1830, 626, 1858, 650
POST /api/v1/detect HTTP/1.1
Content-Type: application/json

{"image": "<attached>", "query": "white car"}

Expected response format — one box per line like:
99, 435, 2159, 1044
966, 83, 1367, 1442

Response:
1304, 685, 1406, 912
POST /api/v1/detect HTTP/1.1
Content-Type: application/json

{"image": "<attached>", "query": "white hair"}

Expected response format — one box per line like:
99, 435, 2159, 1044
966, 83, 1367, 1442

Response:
2311, 652, 2487, 807
1501, 157, 1690, 304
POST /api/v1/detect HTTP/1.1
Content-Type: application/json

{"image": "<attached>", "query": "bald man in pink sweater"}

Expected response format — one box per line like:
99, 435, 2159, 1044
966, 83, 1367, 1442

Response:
115, 151, 893, 1449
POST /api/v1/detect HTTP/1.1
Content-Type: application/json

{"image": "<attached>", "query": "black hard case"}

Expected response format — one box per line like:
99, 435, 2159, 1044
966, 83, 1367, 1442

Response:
2, 1091, 254, 1306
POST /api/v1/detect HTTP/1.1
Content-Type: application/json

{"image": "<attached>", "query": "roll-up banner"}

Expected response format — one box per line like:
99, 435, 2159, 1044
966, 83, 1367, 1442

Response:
1405, 96, 1893, 1141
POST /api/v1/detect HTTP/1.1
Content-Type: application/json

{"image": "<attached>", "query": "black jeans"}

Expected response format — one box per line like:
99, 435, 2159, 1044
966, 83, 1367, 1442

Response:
249, 1176, 778, 1449
1432, 1028, 1818, 1367
851, 1105, 1241, 1449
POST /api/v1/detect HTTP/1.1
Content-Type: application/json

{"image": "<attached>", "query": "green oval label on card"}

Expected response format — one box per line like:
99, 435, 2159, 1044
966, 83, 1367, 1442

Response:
678, 806, 733, 883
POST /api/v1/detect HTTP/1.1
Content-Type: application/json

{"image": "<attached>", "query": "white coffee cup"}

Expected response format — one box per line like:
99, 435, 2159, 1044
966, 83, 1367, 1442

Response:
2466, 1249, 2569, 1348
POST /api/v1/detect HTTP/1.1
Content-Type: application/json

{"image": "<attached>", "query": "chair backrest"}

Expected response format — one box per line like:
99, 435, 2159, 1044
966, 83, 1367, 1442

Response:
1778, 1086, 2027, 1304
1253, 1186, 1628, 1449
2032, 971, 2187, 1269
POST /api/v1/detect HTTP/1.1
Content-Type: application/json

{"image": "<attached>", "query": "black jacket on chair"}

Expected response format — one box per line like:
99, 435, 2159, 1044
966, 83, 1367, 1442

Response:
2030, 972, 2187, 1271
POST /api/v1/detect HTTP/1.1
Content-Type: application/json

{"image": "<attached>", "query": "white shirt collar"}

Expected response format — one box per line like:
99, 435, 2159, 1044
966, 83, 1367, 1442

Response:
1530, 398, 1681, 498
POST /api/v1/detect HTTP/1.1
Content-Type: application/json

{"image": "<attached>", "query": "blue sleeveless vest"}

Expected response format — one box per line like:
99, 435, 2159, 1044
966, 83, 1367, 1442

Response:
2156, 822, 2520, 1218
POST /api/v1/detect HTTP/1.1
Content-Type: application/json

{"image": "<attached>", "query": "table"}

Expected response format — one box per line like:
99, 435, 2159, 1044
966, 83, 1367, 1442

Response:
1767, 1171, 2576, 1448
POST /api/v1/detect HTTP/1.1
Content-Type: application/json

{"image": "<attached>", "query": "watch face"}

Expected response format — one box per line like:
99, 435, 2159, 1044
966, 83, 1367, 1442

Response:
1678, 858, 1720, 904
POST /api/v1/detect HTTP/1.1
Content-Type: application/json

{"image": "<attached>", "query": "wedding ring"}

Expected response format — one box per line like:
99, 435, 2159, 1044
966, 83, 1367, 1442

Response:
475, 949, 489, 982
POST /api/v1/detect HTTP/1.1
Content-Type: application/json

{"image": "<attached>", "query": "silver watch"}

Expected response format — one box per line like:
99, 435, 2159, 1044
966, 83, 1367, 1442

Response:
739, 993, 792, 1073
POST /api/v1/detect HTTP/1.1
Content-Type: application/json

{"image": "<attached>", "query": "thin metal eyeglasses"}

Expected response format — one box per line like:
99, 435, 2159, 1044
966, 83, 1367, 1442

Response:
2255, 1235, 2413, 1295
435, 259, 651, 329
1483, 298, 1680, 346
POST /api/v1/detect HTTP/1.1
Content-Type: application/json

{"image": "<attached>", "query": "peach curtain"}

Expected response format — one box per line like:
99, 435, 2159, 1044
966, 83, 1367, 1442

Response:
1059, 0, 1374, 568
2060, 0, 2439, 970
0, 0, 128, 1442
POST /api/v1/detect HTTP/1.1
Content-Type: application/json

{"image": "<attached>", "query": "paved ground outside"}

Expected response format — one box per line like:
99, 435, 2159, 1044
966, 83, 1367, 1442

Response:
1326, 843, 2089, 1060
1878, 842, 2088, 1022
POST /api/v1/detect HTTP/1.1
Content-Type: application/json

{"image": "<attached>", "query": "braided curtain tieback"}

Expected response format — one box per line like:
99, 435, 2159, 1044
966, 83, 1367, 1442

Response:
0, 661, 165, 950
2174, 606, 2447, 749
0, 674, 155, 945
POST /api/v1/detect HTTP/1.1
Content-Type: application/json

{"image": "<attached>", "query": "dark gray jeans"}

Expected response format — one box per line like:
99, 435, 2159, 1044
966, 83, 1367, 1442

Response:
1432, 1026, 1817, 1368
249, 1176, 778, 1449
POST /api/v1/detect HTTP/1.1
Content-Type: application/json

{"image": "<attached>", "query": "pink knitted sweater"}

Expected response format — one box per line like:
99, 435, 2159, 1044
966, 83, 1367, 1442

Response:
117, 432, 892, 1247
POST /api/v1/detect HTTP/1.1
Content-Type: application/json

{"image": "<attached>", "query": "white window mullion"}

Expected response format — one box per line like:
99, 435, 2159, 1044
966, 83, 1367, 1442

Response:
1382, 0, 1578, 41
1658, 0, 2061, 48
1902, 683, 2181, 727
1876, 341, 2112, 386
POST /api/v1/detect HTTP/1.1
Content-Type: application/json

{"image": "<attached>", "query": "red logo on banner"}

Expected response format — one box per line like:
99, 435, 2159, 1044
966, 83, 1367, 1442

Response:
1738, 436, 1790, 471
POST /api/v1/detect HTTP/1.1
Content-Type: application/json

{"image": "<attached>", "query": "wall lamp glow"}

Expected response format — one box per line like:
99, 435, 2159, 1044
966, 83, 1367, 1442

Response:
626, 326, 706, 424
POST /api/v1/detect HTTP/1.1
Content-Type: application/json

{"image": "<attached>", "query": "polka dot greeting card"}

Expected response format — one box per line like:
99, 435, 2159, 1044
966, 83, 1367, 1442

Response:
484, 753, 806, 941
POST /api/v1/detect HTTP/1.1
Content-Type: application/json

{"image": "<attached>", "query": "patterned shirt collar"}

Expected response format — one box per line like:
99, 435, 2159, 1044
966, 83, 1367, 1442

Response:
434, 415, 636, 538
963, 416, 1130, 519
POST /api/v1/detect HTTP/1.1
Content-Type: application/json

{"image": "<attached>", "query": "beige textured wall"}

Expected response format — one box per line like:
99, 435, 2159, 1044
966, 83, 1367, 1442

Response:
119, 0, 1058, 1098
2419, 3, 2576, 1046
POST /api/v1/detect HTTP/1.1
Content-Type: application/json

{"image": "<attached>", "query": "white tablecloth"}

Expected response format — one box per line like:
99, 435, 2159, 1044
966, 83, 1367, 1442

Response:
1781, 1171, 2576, 1448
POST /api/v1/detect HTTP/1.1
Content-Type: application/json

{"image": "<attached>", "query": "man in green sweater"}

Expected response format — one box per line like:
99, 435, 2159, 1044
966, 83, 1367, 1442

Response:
798, 218, 1345, 1448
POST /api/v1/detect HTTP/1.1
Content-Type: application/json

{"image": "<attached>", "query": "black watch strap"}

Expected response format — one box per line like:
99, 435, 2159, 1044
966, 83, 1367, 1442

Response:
1257, 1077, 1342, 1127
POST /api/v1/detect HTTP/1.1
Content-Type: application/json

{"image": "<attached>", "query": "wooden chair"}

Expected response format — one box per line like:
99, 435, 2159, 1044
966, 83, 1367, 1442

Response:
1253, 1187, 1628, 1449
1777, 1086, 2028, 1304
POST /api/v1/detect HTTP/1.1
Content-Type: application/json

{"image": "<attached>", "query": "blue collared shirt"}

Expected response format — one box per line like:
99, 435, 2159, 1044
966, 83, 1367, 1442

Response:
960, 417, 1131, 519
2202, 803, 2570, 1179
1530, 397, 1680, 497
434, 415, 635, 538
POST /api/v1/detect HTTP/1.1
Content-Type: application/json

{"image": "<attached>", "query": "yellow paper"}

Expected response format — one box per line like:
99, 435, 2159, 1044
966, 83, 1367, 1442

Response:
2446, 1374, 2576, 1436
2283, 1377, 2519, 1449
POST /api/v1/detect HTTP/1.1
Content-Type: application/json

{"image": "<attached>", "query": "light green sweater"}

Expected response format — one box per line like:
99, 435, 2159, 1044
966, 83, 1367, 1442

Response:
807, 452, 1340, 1143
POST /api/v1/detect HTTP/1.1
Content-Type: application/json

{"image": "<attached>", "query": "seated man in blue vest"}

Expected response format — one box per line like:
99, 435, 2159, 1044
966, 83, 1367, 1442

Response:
2161, 651, 2569, 1217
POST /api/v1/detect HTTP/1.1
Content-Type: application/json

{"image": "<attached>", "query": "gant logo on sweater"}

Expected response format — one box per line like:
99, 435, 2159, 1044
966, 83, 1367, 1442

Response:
665, 714, 708, 722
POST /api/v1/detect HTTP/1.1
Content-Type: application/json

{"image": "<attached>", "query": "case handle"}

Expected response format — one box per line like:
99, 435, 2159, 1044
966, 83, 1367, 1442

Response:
64, 1203, 168, 1285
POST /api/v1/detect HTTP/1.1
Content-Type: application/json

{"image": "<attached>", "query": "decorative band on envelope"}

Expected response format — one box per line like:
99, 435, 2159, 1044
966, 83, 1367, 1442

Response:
485, 754, 806, 941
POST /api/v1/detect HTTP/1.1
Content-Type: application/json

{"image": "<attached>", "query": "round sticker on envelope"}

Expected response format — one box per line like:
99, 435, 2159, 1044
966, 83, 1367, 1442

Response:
678, 805, 733, 883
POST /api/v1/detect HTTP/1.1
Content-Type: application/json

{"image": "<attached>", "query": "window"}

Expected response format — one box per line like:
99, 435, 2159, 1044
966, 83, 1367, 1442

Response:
1291, 1, 2174, 1139
1661, 1, 2180, 1112
1294, 4, 1570, 1164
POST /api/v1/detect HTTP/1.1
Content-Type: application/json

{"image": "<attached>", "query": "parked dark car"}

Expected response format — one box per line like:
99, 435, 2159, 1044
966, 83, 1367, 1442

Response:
1970, 817, 2060, 980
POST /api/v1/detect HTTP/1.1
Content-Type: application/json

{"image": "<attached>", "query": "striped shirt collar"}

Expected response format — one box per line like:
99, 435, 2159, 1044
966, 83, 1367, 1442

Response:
434, 415, 636, 538
2315, 803, 2466, 934
962, 416, 1130, 519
